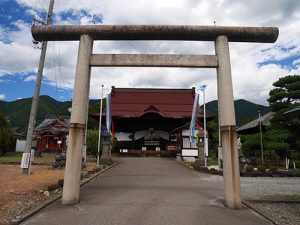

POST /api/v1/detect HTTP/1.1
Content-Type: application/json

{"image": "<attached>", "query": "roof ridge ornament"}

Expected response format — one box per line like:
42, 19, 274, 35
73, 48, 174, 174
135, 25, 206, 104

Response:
144, 104, 160, 112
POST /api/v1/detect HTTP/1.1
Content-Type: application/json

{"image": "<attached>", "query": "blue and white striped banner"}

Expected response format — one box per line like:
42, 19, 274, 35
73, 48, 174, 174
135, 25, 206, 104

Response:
190, 93, 200, 143
106, 93, 111, 133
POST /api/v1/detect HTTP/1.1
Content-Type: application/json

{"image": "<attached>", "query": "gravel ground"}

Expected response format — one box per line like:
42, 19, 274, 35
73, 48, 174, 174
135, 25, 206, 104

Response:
0, 162, 101, 225
247, 201, 300, 225
200, 175, 300, 225
0, 192, 50, 225
240, 177, 300, 200
200, 176, 300, 200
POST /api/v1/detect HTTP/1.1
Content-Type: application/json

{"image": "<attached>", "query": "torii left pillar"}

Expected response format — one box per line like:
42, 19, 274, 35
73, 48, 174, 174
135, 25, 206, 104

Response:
62, 35, 93, 204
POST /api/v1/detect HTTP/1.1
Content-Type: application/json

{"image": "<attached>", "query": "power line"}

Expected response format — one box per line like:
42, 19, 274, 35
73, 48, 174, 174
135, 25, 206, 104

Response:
75, 0, 93, 14
42, 1, 190, 92
57, 41, 63, 90
75, 0, 102, 24
125, 41, 191, 88
72, 1, 190, 88
52, 43, 59, 100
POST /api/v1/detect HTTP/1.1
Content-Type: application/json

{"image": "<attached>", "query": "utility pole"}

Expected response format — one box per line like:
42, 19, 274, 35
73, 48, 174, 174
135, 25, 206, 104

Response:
23, 0, 54, 175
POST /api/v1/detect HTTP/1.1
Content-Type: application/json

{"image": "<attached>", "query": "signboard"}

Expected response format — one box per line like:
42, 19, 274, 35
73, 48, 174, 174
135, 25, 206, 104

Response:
166, 144, 180, 151
20, 153, 31, 169
182, 149, 198, 157
15, 140, 26, 152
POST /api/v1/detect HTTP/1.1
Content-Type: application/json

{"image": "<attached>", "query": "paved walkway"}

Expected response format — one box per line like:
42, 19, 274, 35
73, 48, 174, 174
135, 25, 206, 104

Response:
22, 158, 271, 225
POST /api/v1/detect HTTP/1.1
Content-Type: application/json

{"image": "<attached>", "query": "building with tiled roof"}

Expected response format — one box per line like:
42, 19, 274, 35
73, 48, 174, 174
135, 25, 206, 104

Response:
237, 112, 274, 134
93, 87, 215, 157
34, 114, 69, 152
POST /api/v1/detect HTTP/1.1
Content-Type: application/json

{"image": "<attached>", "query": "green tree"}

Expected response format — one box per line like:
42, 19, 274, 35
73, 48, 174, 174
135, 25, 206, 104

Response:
241, 75, 300, 158
268, 75, 300, 112
267, 75, 300, 150
241, 129, 290, 158
207, 119, 219, 141
87, 131, 100, 158
88, 99, 106, 130
0, 113, 14, 155
264, 128, 290, 158
58, 99, 107, 130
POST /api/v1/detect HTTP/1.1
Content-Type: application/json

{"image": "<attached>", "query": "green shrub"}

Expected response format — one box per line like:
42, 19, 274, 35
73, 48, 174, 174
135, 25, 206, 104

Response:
257, 165, 266, 172
290, 152, 300, 160
106, 160, 114, 166
269, 166, 278, 172
208, 149, 217, 160
246, 165, 254, 172
289, 160, 300, 169
87, 131, 99, 157
263, 150, 279, 160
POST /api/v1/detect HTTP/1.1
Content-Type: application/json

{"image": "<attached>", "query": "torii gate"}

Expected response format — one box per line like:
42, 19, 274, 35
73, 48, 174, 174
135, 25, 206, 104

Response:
31, 24, 278, 209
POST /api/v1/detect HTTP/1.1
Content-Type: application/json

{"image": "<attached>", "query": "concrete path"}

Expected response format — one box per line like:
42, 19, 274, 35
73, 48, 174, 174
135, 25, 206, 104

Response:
22, 158, 271, 225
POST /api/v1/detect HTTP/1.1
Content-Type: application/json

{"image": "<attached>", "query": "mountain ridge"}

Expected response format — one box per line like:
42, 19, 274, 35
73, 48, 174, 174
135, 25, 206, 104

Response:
0, 95, 98, 128
0, 96, 270, 128
204, 99, 270, 126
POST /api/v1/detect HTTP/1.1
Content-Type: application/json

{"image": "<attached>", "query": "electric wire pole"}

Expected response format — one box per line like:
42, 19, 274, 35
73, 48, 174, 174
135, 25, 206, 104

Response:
23, 0, 55, 175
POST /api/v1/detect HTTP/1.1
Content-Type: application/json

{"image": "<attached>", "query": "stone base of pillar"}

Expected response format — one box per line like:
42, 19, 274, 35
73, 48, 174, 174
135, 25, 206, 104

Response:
195, 159, 206, 168
198, 140, 206, 167
101, 141, 111, 161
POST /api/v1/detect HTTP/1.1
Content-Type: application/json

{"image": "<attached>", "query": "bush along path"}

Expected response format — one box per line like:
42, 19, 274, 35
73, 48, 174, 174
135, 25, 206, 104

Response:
189, 161, 300, 177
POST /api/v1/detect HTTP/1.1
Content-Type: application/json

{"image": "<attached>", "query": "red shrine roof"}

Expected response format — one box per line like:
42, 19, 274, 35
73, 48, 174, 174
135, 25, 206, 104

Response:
34, 114, 69, 135
110, 87, 203, 119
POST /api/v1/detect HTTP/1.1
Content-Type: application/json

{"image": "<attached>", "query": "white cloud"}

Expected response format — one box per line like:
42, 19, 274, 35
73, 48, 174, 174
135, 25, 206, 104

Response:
0, 22, 40, 77
24, 75, 36, 82
0, 93, 6, 100
293, 59, 300, 66
2, 0, 300, 105
0, 27, 6, 40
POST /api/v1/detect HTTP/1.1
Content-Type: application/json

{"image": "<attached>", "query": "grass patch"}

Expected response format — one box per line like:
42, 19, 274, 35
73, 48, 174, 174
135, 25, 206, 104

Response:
208, 160, 219, 166
0, 152, 56, 164
0, 152, 22, 163
33, 153, 56, 164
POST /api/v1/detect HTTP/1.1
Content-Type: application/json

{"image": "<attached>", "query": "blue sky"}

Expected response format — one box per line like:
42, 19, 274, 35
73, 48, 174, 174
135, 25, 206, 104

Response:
0, 0, 300, 104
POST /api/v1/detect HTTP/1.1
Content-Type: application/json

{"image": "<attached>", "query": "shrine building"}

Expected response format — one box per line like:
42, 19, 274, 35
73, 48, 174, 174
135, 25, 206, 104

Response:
98, 87, 214, 157
34, 114, 69, 152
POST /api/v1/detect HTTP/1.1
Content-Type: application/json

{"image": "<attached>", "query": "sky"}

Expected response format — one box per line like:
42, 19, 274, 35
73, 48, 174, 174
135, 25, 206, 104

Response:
0, 0, 300, 105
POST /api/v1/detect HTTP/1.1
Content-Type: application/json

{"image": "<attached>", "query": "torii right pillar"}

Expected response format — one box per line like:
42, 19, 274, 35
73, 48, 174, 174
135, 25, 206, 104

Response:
215, 35, 242, 209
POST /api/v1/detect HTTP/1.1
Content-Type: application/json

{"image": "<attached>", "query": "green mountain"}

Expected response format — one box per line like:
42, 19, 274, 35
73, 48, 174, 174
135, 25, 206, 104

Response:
204, 99, 270, 126
0, 96, 99, 128
0, 96, 269, 128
